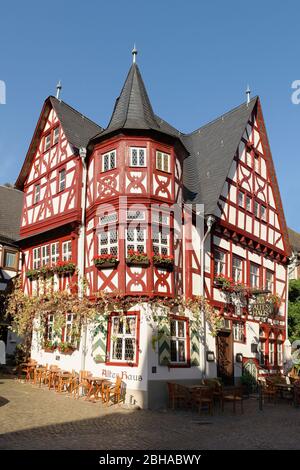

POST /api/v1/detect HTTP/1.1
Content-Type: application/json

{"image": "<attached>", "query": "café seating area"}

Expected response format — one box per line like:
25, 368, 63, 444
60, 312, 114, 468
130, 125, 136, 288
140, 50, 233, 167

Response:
17, 359, 125, 406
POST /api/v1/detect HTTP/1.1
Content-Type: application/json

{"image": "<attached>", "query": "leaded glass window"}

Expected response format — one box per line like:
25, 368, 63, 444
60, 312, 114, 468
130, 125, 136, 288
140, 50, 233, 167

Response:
170, 318, 188, 364
98, 229, 118, 256
102, 150, 116, 172
110, 315, 138, 363
130, 147, 146, 167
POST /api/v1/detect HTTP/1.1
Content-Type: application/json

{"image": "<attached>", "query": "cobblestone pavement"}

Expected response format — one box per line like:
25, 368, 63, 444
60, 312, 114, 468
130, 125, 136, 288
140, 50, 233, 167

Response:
0, 376, 300, 450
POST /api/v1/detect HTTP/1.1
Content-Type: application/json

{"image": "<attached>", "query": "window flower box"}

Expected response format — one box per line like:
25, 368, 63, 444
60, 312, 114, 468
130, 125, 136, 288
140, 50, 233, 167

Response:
126, 250, 149, 267
93, 254, 119, 269
25, 269, 40, 281
53, 261, 76, 275
39, 265, 54, 277
214, 275, 233, 291
152, 254, 174, 270
43, 340, 58, 352
57, 342, 76, 354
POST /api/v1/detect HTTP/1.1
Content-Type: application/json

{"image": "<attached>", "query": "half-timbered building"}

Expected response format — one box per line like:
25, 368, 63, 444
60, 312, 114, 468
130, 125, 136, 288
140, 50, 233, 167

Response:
16, 52, 291, 408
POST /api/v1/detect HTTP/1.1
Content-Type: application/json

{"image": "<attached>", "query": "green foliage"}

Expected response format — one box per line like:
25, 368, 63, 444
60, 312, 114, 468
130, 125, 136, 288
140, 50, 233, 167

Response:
288, 279, 300, 343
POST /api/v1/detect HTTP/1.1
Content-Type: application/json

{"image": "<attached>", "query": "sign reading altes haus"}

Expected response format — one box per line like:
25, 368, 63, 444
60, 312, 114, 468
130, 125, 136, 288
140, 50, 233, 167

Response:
18, 51, 290, 408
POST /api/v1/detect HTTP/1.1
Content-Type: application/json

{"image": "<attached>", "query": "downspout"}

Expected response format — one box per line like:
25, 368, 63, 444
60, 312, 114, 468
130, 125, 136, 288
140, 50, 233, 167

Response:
199, 215, 216, 378
78, 147, 88, 371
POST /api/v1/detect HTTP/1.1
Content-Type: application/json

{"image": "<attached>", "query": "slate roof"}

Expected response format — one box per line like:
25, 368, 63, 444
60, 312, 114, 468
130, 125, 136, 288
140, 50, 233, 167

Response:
92, 64, 180, 140
288, 228, 300, 252
0, 186, 23, 243
181, 97, 257, 214
15, 97, 102, 190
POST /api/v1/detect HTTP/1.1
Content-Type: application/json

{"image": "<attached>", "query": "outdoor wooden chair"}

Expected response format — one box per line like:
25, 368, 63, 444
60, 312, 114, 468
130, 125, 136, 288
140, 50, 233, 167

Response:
191, 387, 214, 415
103, 376, 124, 406
167, 382, 189, 410
202, 379, 223, 408
222, 386, 244, 414
71, 370, 92, 399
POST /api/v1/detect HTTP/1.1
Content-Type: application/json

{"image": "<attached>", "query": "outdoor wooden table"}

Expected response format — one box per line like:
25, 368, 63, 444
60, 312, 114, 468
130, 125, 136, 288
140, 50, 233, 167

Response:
85, 377, 111, 402
20, 362, 37, 382
47, 368, 61, 389
55, 371, 72, 393
34, 366, 47, 387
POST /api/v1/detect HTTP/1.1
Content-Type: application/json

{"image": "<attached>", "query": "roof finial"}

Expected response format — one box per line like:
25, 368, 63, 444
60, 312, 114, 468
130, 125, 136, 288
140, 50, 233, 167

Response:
132, 44, 137, 64
56, 80, 62, 100
246, 84, 251, 106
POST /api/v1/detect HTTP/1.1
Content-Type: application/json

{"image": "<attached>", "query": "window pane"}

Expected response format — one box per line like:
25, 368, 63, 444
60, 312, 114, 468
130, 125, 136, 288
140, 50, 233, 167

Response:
170, 320, 176, 337
177, 321, 185, 338
170, 340, 177, 362
178, 341, 186, 362
112, 338, 123, 360
124, 338, 135, 361
4, 252, 16, 268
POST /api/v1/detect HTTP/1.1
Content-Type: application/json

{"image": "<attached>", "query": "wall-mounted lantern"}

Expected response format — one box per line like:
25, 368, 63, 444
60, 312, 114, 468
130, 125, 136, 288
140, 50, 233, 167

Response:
206, 351, 215, 362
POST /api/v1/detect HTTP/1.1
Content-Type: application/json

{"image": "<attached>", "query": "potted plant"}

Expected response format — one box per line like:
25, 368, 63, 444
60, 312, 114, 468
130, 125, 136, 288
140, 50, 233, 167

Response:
126, 249, 149, 267
39, 265, 54, 277
93, 253, 119, 269
214, 274, 233, 291
25, 269, 40, 281
43, 340, 58, 352
57, 342, 76, 354
152, 253, 174, 270
53, 261, 76, 276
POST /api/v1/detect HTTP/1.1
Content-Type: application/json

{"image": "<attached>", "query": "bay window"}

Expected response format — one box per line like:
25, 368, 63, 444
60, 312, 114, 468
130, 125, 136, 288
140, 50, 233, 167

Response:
51, 242, 59, 265
170, 318, 188, 365
41, 245, 50, 266
98, 229, 118, 256
62, 241, 72, 261
156, 151, 170, 172
102, 150, 116, 172
152, 229, 169, 255
109, 314, 138, 364
126, 227, 146, 254
33, 247, 41, 269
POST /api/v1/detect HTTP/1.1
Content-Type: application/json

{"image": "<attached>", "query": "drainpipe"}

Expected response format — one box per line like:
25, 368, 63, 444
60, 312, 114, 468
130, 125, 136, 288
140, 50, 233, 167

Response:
199, 215, 216, 378
78, 147, 88, 371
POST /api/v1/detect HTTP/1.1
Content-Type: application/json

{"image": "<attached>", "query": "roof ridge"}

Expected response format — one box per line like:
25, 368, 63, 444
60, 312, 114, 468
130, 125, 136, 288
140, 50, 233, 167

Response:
49, 96, 102, 129
186, 96, 258, 136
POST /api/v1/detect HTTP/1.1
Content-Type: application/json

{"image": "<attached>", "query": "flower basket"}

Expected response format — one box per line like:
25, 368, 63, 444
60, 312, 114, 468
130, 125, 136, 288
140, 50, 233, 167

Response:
57, 343, 76, 354
25, 269, 39, 281
53, 261, 76, 276
214, 275, 233, 291
93, 254, 119, 269
152, 254, 174, 270
126, 250, 149, 267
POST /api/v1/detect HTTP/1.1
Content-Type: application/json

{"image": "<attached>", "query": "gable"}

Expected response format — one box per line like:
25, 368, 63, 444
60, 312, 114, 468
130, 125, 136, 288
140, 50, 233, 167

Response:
215, 99, 290, 256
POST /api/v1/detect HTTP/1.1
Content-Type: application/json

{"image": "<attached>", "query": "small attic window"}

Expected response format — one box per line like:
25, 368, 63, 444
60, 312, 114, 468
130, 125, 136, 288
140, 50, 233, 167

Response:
44, 134, 51, 151
53, 127, 59, 145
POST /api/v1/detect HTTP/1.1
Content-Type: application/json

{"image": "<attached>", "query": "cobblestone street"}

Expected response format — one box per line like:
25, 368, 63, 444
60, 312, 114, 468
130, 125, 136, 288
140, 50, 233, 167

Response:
0, 376, 300, 450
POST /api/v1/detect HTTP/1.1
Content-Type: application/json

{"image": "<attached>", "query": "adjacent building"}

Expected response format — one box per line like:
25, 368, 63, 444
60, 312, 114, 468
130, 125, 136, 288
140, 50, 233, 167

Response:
16, 54, 291, 407
288, 228, 300, 280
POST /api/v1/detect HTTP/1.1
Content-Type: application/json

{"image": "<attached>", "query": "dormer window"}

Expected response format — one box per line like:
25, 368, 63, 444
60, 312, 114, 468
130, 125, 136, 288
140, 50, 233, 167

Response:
53, 127, 60, 145
102, 150, 116, 172
44, 134, 51, 151
58, 168, 66, 192
130, 147, 146, 167
156, 151, 170, 172
34, 184, 40, 204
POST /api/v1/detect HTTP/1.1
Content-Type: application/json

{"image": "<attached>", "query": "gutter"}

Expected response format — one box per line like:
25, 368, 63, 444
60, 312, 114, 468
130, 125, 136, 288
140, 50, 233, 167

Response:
199, 215, 216, 378
78, 147, 88, 371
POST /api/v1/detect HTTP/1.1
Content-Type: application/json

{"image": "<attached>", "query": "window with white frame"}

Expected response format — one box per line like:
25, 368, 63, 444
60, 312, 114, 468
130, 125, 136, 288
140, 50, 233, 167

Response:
277, 338, 283, 366
34, 184, 40, 204
53, 127, 60, 145
269, 341, 275, 365
259, 340, 266, 365
246, 195, 252, 212
266, 270, 274, 292
46, 314, 54, 341
41, 245, 50, 266
170, 318, 188, 364
98, 229, 118, 256
62, 241, 72, 261
62, 313, 75, 343
152, 211, 170, 225
126, 209, 145, 221
58, 168, 66, 192
99, 212, 118, 225
156, 151, 170, 172
261, 204, 267, 221
110, 315, 138, 363
232, 256, 243, 283
44, 134, 51, 151
102, 150, 116, 172
214, 250, 226, 276
33, 247, 41, 269
130, 147, 146, 167
250, 263, 260, 288
233, 322, 244, 342
152, 228, 169, 255
51, 242, 60, 265
238, 191, 244, 208
126, 227, 146, 254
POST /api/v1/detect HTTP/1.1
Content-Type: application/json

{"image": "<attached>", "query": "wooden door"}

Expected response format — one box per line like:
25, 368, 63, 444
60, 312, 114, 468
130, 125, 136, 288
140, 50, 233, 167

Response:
216, 331, 234, 385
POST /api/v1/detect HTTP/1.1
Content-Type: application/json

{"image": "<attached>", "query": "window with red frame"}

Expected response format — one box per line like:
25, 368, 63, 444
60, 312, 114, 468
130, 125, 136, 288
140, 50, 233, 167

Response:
170, 318, 189, 365
232, 256, 243, 283
108, 314, 138, 364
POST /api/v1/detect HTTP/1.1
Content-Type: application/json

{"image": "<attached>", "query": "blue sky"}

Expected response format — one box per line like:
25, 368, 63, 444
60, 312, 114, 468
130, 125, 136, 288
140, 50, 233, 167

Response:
0, 1, 299, 231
